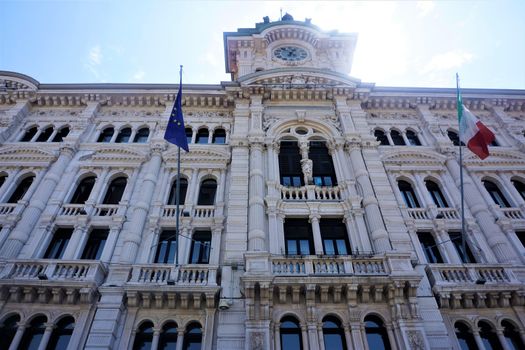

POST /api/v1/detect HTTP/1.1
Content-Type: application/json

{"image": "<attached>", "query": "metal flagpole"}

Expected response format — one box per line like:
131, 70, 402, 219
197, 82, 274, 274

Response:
175, 65, 183, 267
456, 73, 467, 259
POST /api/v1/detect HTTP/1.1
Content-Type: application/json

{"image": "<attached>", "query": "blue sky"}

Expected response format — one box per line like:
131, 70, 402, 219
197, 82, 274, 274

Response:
1, 0, 524, 89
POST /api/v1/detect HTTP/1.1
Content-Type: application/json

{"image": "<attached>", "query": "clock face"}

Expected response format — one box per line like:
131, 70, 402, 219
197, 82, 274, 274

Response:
273, 46, 308, 62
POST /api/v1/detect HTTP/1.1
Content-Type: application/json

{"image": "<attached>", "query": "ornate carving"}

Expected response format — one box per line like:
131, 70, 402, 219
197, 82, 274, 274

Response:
250, 332, 265, 350
262, 115, 278, 131
406, 330, 426, 350
322, 114, 342, 133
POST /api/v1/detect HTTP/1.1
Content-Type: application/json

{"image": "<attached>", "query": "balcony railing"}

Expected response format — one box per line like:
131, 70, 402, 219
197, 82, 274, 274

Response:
407, 208, 430, 220
162, 205, 215, 219
127, 264, 218, 286
270, 256, 388, 276
58, 204, 86, 216
405, 207, 460, 220
501, 208, 525, 220
426, 264, 519, 286
436, 207, 460, 220
279, 185, 342, 201
0, 203, 17, 215
92, 204, 119, 216
0, 259, 107, 285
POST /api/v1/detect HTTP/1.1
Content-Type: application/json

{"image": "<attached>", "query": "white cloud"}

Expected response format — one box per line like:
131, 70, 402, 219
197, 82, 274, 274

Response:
416, 1, 435, 17
421, 50, 474, 74
132, 70, 145, 82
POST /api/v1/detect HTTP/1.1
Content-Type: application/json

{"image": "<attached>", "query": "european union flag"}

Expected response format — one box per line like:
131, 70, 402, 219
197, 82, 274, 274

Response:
164, 80, 189, 152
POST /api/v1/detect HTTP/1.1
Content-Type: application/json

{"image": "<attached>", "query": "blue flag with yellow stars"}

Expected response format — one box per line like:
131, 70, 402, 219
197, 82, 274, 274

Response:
164, 80, 189, 152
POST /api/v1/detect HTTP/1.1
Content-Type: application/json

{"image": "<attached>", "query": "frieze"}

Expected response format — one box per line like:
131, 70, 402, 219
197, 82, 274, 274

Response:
0, 146, 57, 164
96, 108, 164, 118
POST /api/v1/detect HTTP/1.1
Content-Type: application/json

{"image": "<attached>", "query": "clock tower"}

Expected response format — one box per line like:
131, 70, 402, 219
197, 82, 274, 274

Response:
223, 14, 358, 81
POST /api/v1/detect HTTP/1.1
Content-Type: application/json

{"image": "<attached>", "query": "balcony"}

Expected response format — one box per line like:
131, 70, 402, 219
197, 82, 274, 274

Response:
270, 256, 388, 276
162, 205, 215, 219
405, 206, 460, 221
279, 184, 343, 201
0, 259, 106, 304
57, 203, 123, 217
127, 264, 218, 286
425, 264, 524, 309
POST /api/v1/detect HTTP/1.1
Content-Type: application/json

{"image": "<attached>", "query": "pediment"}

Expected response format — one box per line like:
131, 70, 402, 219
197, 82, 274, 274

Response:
382, 149, 447, 167
0, 146, 56, 164
163, 146, 230, 167
464, 149, 525, 167
0, 71, 39, 91
238, 68, 359, 89
87, 147, 147, 166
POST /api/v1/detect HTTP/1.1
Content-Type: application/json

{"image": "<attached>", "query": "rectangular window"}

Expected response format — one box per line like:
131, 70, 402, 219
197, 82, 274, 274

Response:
449, 232, 476, 263
44, 228, 73, 259
284, 219, 313, 255
309, 141, 337, 186
417, 232, 444, 263
320, 219, 350, 255
155, 230, 177, 264
189, 231, 211, 264
81, 229, 109, 260
279, 142, 304, 187
516, 231, 525, 249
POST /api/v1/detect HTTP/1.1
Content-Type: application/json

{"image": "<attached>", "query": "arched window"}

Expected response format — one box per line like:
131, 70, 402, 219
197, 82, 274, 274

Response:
364, 315, 391, 350
0, 314, 20, 349
483, 180, 510, 208
115, 127, 132, 143
197, 179, 217, 205
398, 180, 420, 208
36, 126, 54, 142
454, 321, 478, 350
19, 315, 47, 350
20, 126, 38, 142
7, 175, 34, 203
502, 320, 525, 350
133, 321, 154, 350
0, 175, 7, 189
309, 141, 337, 186
52, 127, 70, 142
155, 230, 177, 264
512, 179, 525, 201
183, 322, 202, 350
374, 129, 390, 145
133, 128, 150, 143
279, 141, 303, 187
159, 322, 178, 350
212, 128, 226, 144
70, 176, 96, 204
195, 129, 209, 144
390, 130, 405, 146
425, 180, 449, 208
280, 316, 303, 350
322, 316, 346, 350
448, 130, 463, 146
102, 177, 127, 204
479, 321, 502, 350
167, 178, 188, 205
189, 231, 211, 264
406, 130, 422, 146
97, 127, 114, 142
47, 316, 75, 350
185, 128, 193, 144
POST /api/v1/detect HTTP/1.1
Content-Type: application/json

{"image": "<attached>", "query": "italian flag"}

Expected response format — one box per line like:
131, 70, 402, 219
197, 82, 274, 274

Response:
457, 84, 495, 160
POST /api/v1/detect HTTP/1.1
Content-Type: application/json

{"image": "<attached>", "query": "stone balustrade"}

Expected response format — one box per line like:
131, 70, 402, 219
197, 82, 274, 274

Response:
0, 203, 18, 215
0, 259, 107, 285
407, 207, 430, 220
278, 184, 342, 201
436, 207, 460, 220
127, 264, 218, 286
270, 255, 388, 276
405, 207, 460, 220
92, 204, 120, 216
58, 203, 86, 216
426, 264, 519, 287
501, 207, 525, 220
162, 205, 215, 219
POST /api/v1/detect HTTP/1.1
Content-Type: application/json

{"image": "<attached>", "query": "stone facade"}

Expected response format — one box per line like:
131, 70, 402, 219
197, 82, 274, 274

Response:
0, 15, 525, 350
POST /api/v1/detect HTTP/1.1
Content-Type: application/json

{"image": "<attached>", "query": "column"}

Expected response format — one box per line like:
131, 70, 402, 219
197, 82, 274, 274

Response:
401, 132, 410, 146
343, 324, 353, 350
307, 322, 318, 350
0, 145, 76, 258
355, 324, 367, 350
61, 223, 87, 260
100, 224, 122, 263
496, 328, 512, 350
435, 228, 462, 264
472, 328, 487, 350
209, 226, 222, 264
274, 323, 281, 350
414, 174, 434, 208
129, 129, 137, 144
301, 325, 310, 350
176, 330, 185, 350
36, 323, 55, 350
386, 324, 398, 350
346, 143, 391, 252
317, 324, 325, 350
309, 214, 324, 255
120, 144, 163, 263
446, 157, 519, 263
187, 168, 199, 206
501, 175, 525, 207
268, 207, 280, 254
151, 328, 161, 350
8, 324, 26, 350
248, 142, 266, 251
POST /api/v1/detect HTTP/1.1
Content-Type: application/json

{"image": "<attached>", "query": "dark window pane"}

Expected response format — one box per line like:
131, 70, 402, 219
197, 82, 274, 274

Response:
425, 181, 449, 208
212, 129, 226, 144
502, 320, 525, 350
309, 141, 337, 186
52, 127, 70, 142
183, 323, 202, 350
479, 321, 502, 350
374, 130, 390, 145
20, 126, 38, 142
196, 129, 209, 144
449, 232, 476, 263
115, 127, 132, 143
18, 316, 46, 350
455, 322, 478, 350
70, 176, 96, 204
36, 127, 54, 142
406, 130, 421, 146
323, 317, 346, 350
284, 219, 313, 255
447, 130, 465, 146
8, 176, 34, 203
483, 181, 510, 208
364, 316, 391, 350
103, 177, 127, 204
44, 228, 73, 259
197, 179, 217, 205
133, 322, 154, 350
155, 230, 177, 264
168, 178, 188, 205
0, 314, 20, 349
0, 176, 6, 189
185, 128, 193, 144
47, 316, 75, 350
279, 142, 303, 186
398, 180, 420, 208
417, 232, 444, 263
516, 231, 525, 249
512, 180, 525, 201
390, 130, 405, 146
280, 317, 302, 350
159, 322, 178, 350
320, 219, 350, 255
81, 229, 109, 260
97, 128, 114, 142
133, 128, 150, 143
189, 231, 211, 264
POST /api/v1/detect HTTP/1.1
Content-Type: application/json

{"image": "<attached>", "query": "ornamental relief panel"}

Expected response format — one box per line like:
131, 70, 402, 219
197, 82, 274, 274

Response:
96, 108, 164, 118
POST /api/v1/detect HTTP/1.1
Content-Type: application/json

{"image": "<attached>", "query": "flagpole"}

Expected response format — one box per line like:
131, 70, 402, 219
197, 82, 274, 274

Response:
456, 73, 467, 260
175, 65, 183, 268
